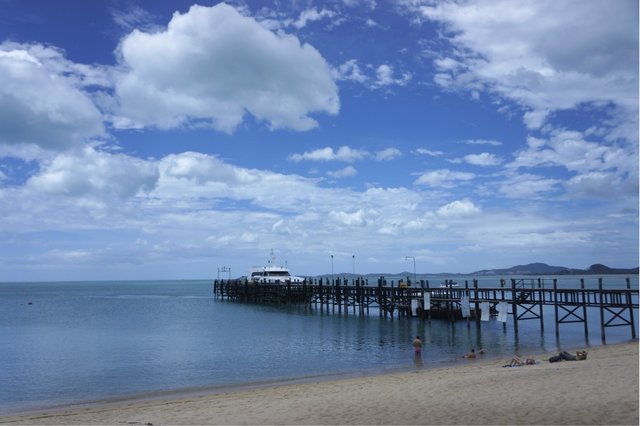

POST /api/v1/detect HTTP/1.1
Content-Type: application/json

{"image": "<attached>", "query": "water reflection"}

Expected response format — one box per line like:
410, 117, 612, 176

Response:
413, 353, 423, 368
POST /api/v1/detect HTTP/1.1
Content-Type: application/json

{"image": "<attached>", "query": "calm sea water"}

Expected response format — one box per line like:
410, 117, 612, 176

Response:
1, 277, 637, 413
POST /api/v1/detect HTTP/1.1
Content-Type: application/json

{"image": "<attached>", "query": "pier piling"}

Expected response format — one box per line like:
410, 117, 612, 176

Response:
212, 276, 639, 342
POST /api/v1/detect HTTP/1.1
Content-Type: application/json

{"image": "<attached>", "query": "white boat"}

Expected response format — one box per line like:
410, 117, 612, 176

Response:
249, 250, 304, 284
440, 280, 459, 288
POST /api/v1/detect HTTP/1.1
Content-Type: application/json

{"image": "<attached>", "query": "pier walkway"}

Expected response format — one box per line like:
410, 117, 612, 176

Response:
213, 277, 638, 343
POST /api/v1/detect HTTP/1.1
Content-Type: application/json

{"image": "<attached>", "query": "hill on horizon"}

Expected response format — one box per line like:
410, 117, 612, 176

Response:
314, 262, 639, 278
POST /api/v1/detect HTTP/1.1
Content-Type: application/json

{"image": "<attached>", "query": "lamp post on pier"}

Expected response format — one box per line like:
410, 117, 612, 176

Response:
217, 266, 231, 280
352, 255, 355, 275
331, 254, 334, 284
405, 256, 416, 286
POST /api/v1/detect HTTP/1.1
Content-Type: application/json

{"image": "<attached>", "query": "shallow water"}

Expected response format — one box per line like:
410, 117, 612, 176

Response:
0, 278, 637, 413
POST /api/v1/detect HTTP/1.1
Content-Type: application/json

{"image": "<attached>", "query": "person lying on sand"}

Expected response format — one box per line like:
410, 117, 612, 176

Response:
504, 355, 538, 367
549, 350, 588, 363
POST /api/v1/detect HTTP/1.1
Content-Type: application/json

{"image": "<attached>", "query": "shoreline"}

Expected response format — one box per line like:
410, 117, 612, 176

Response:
0, 352, 500, 416
0, 340, 586, 417
0, 337, 527, 416
1, 341, 637, 425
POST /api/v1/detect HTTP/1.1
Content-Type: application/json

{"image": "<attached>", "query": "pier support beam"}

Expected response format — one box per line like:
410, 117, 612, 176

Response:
511, 279, 519, 335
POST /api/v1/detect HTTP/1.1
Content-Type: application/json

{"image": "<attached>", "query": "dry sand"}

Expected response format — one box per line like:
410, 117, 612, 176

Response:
1, 341, 637, 425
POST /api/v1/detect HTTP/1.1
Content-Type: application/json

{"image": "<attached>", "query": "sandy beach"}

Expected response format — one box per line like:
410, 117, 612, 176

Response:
1, 341, 637, 425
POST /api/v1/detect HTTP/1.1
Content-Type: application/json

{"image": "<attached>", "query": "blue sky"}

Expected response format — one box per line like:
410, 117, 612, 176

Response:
0, 0, 637, 281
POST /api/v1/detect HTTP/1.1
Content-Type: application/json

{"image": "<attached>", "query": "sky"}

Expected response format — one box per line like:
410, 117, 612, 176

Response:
0, 0, 638, 281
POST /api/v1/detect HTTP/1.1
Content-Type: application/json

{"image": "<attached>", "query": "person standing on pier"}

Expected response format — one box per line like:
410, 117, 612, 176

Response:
413, 336, 423, 356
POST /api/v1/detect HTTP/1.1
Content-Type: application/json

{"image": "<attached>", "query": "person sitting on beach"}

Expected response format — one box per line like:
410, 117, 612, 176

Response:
412, 336, 423, 355
464, 348, 476, 359
509, 356, 524, 367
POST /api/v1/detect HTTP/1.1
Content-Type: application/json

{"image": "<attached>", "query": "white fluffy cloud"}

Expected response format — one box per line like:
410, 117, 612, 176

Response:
0, 145, 635, 276
375, 148, 402, 161
460, 152, 502, 166
498, 172, 561, 199
436, 199, 481, 218
508, 129, 637, 198
293, 8, 337, 29
422, 0, 638, 133
114, 3, 339, 133
334, 60, 412, 89
415, 148, 444, 156
290, 146, 369, 162
511, 130, 631, 174
290, 146, 403, 163
334, 59, 369, 84
0, 44, 106, 151
373, 64, 412, 88
462, 139, 502, 147
414, 169, 475, 187
328, 166, 357, 178
27, 147, 158, 201
329, 209, 365, 226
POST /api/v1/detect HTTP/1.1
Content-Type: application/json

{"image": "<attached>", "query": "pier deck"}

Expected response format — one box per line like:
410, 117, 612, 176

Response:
213, 277, 638, 342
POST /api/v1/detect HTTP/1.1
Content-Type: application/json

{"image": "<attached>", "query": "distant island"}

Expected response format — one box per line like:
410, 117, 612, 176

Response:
470, 262, 639, 276
316, 263, 639, 279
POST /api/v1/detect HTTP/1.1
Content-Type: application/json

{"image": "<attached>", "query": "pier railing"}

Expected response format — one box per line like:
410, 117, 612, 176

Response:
213, 277, 638, 343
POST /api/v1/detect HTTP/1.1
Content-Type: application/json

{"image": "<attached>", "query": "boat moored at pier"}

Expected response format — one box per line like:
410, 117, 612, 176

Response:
249, 250, 304, 284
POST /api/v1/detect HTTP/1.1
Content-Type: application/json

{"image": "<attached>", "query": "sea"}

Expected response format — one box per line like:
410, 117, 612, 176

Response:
1, 276, 637, 414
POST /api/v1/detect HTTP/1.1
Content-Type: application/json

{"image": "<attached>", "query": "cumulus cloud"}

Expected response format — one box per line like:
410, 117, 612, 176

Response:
511, 130, 630, 174
293, 8, 337, 28
334, 59, 368, 84
461, 139, 502, 146
414, 168, 475, 187
460, 152, 502, 166
153, 151, 332, 213
420, 0, 638, 134
564, 172, 628, 200
498, 172, 561, 199
289, 146, 402, 163
342, 0, 377, 9
290, 146, 369, 162
26, 147, 158, 201
375, 148, 402, 161
328, 209, 365, 226
434, 57, 460, 72
507, 129, 637, 199
334, 60, 412, 89
328, 166, 357, 178
373, 64, 412, 88
415, 148, 444, 156
436, 199, 481, 218
0, 44, 106, 152
290, 146, 402, 163
365, 18, 378, 27
110, 3, 159, 32
113, 3, 339, 133
0, 145, 635, 276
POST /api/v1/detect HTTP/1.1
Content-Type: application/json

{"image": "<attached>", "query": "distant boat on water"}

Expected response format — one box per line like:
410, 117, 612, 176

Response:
440, 280, 459, 288
249, 249, 304, 284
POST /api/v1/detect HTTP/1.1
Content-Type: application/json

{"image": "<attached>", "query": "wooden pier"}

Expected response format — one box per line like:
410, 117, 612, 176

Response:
213, 277, 639, 343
